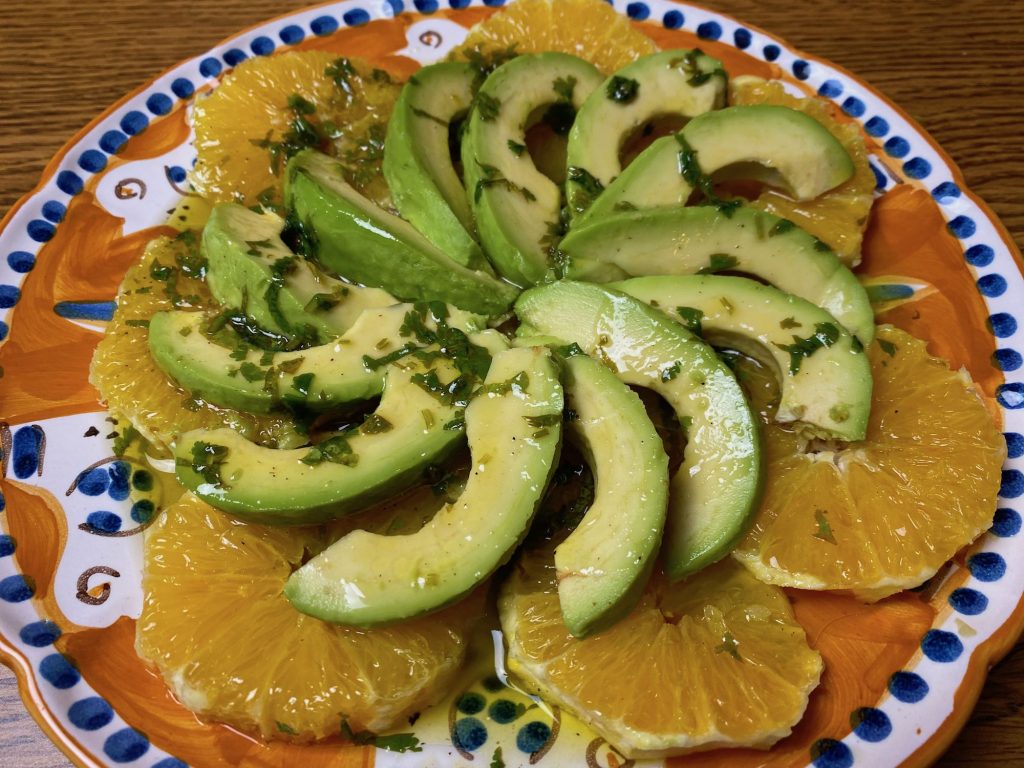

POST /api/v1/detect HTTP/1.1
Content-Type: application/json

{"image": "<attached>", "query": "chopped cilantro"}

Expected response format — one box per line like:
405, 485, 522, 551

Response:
716, 632, 742, 661
566, 166, 605, 214
675, 306, 704, 336
474, 92, 501, 121
189, 441, 230, 486
301, 435, 357, 467
606, 75, 639, 103
238, 362, 264, 382
813, 508, 837, 544
660, 360, 682, 382
779, 316, 801, 329
697, 253, 739, 275
775, 322, 841, 374
291, 372, 315, 397
769, 219, 797, 237
552, 75, 577, 101
361, 414, 393, 434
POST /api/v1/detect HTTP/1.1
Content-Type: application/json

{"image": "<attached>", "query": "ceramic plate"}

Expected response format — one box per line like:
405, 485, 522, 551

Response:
1, 2, 1022, 767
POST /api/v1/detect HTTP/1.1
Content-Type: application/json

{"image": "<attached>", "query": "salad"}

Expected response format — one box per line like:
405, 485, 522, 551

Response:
77, 0, 1006, 763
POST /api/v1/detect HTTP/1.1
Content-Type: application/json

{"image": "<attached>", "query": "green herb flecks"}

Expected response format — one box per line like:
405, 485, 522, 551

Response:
301, 435, 358, 467
676, 306, 705, 336
474, 162, 536, 203
566, 166, 605, 215
339, 720, 422, 753
769, 219, 797, 238
474, 92, 501, 121
525, 413, 561, 428
660, 360, 682, 382
813, 508, 837, 544
697, 253, 739, 275
716, 632, 743, 661
606, 75, 639, 104
553, 75, 577, 102
238, 362, 264, 382
188, 441, 230, 487
775, 322, 841, 374
361, 414, 393, 434
780, 316, 801, 329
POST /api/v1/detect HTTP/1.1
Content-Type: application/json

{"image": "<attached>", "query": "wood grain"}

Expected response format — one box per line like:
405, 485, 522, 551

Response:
1, 1, 1022, 766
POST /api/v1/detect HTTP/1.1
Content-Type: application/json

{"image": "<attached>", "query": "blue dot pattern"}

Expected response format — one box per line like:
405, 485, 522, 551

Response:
733, 28, 751, 49
199, 57, 222, 78
146, 93, 173, 115
811, 738, 853, 768
995, 349, 1024, 371
763, 44, 780, 61
119, 111, 149, 136
989, 312, 1017, 337
40, 653, 80, 689
626, 2, 649, 21
86, 511, 122, 533
932, 181, 961, 202
516, 721, 551, 754
27, 220, 56, 242
851, 707, 892, 742
152, 760, 188, 768
0, 285, 20, 308
1005, 433, 1024, 458
865, 116, 889, 137
663, 10, 684, 29
41, 201, 66, 223
131, 499, 155, 524
104, 728, 150, 763
223, 48, 248, 66
57, 170, 84, 195
1002, 469, 1024, 497
251, 36, 275, 56
489, 699, 520, 723
6, 251, 34, 272
991, 508, 1022, 537
311, 15, 339, 35
19, 620, 61, 647
949, 587, 988, 616
109, 461, 132, 500
968, 551, 1007, 581
78, 467, 110, 496
998, 383, 1024, 409
280, 24, 305, 44
171, 78, 194, 99
456, 692, 485, 714
793, 59, 810, 80
0, 574, 32, 602
78, 149, 107, 173
100, 130, 128, 155
948, 215, 977, 239
967, 244, 996, 266
842, 96, 865, 117
344, 8, 371, 25
0, 536, 15, 557
818, 79, 843, 98
68, 697, 115, 731
921, 629, 963, 662
884, 136, 910, 158
415, 0, 439, 12
978, 274, 1007, 298
903, 157, 932, 179
452, 717, 487, 751
889, 671, 929, 703
696, 21, 722, 40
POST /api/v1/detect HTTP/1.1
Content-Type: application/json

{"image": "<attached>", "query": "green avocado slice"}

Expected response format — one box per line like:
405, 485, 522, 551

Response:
612, 275, 873, 440
461, 53, 603, 286
202, 203, 395, 342
174, 351, 492, 525
579, 104, 855, 226
284, 346, 563, 625
147, 304, 492, 414
285, 150, 519, 318
554, 352, 669, 637
516, 280, 761, 581
560, 205, 874, 344
383, 62, 488, 270
566, 49, 726, 221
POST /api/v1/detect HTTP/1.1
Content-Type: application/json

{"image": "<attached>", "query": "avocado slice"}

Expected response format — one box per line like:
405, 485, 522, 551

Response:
554, 351, 669, 637
148, 303, 491, 415
612, 275, 873, 440
566, 49, 725, 221
285, 150, 519, 317
560, 205, 874, 344
174, 346, 503, 524
516, 280, 761, 580
284, 346, 563, 625
579, 104, 855, 226
383, 62, 488, 270
202, 203, 395, 342
461, 53, 603, 286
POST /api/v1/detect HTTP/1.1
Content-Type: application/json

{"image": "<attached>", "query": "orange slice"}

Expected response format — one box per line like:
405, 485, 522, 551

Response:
452, 0, 657, 75
733, 326, 1005, 600
136, 490, 481, 740
500, 549, 822, 758
730, 78, 876, 266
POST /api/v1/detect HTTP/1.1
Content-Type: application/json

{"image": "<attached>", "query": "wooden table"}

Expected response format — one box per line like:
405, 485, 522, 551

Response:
1, 1, 1022, 765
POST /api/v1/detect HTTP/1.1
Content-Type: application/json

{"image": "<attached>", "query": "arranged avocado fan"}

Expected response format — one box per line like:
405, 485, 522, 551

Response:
87, 7, 1005, 760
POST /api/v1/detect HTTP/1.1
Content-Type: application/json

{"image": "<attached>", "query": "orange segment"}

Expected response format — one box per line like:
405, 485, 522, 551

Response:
190, 51, 401, 208
451, 0, 656, 74
500, 549, 821, 758
89, 234, 302, 451
730, 78, 875, 266
733, 326, 1005, 600
136, 491, 481, 740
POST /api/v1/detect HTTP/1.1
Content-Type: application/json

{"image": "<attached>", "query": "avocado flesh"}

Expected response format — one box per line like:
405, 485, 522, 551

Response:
579, 104, 855, 226
384, 62, 488, 270
612, 275, 873, 440
148, 304, 491, 415
285, 150, 519, 317
174, 353, 485, 525
566, 49, 725, 221
516, 280, 761, 580
284, 346, 563, 625
461, 53, 603, 286
560, 205, 875, 344
202, 203, 395, 342
554, 353, 669, 637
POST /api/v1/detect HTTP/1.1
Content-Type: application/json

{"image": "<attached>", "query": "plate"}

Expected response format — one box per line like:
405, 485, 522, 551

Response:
1, 1, 1022, 766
